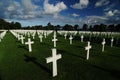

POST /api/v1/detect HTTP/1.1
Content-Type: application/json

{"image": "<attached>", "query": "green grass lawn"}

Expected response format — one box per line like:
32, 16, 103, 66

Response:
0, 31, 120, 80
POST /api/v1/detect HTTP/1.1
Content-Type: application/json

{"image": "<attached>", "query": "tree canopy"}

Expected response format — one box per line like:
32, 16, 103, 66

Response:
0, 18, 120, 32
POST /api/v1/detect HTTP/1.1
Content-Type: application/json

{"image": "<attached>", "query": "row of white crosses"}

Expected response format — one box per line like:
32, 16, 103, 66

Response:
58, 31, 116, 49
85, 37, 114, 60
11, 30, 63, 77
10, 30, 117, 77
52, 31, 58, 47
101, 37, 114, 52
10, 30, 53, 53
58, 31, 119, 40
10, 30, 34, 52
46, 31, 62, 77
11, 30, 62, 77
69, 34, 84, 45
0, 30, 7, 42
20, 31, 34, 52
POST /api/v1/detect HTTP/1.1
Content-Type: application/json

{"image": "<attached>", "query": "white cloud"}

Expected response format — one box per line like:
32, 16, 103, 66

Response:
95, 0, 110, 7
21, 0, 39, 14
6, 1, 20, 12
34, 0, 41, 2
72, 13, 79, 17
103, 4, 115, 11
1, 0, 42, 19
87, 16, 108, 20
43, 0, 67, 15
83, 15, 108, 24
107, 11, 114, 16
17, 0, 41, 19
105, 10, 120, 17
71, 0, 89, 9
5, 1, 22, 19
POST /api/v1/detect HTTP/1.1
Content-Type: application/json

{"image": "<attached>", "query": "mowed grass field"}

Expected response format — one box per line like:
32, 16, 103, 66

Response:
0, 31, 120, 80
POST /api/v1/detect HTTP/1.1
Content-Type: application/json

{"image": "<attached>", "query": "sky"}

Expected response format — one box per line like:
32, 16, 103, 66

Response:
0, 0, 120, 27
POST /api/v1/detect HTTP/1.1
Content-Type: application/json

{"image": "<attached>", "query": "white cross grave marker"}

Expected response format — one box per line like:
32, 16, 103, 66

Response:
102, 38, 106, 52
53, 31, 56, 38
17, 34, 21, 40
32, 34, 35, 39
52, 31, 58, 47
69, 35, 73, 44
46, 48, 62, 77
85, 41, 92, 60
64, 34, 67, 39
25, 38, 34, 52
81, 35, 84, 42
39, 34, 43, 42
20, 35, 25, 44
44, 32, 47, 38
52, 37, 58, 47
28, 32, 30, 37
111, 37, 114, 47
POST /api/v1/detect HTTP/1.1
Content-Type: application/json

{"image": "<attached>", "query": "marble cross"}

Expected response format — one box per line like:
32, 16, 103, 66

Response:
25, 38, 34, 52
52, 37, 58, 47
85, 41, 92, 60
44, 32, 47, 38
39, 35, 43, 42
46, 48, 62, 77
81, 35, 84, 42
64, 34, 67, 39
53, 31, 57, 38
17, 34, 21, 41
32, 34, 35, 39
20, 35, 25, 44
28, 32, 30, 37
111, 37, 114, 47
102, 38, 106, 52
69, 35, 73, 44
52, 31, 58, 47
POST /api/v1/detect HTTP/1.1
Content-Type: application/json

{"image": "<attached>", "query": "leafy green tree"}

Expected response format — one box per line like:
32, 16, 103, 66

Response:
107, 24, 115, 32
82, 24, 88, 31
63, 24, 73, 31
74, 24, 79, 31
115, 24, 120, 32
14, 22, 21, 29
89, 25, 93, 31
46, 22, 54, 30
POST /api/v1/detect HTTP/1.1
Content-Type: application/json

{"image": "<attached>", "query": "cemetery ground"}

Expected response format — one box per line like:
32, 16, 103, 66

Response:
0, 31, 120, 80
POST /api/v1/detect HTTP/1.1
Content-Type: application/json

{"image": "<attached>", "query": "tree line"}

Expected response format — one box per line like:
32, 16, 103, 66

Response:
0, 19, 21, 29
0, 18, 120, 32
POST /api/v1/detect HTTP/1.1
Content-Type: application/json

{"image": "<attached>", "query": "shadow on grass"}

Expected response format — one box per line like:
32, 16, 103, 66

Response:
73, 45, 84, 49
58, 49, 85, 59
16, 40, 21, 43
87, 62, 120, 79
0, 73, 2, 80
108, 54, 120, 58
18, 45, 28, 51
24, 55, 52, 75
